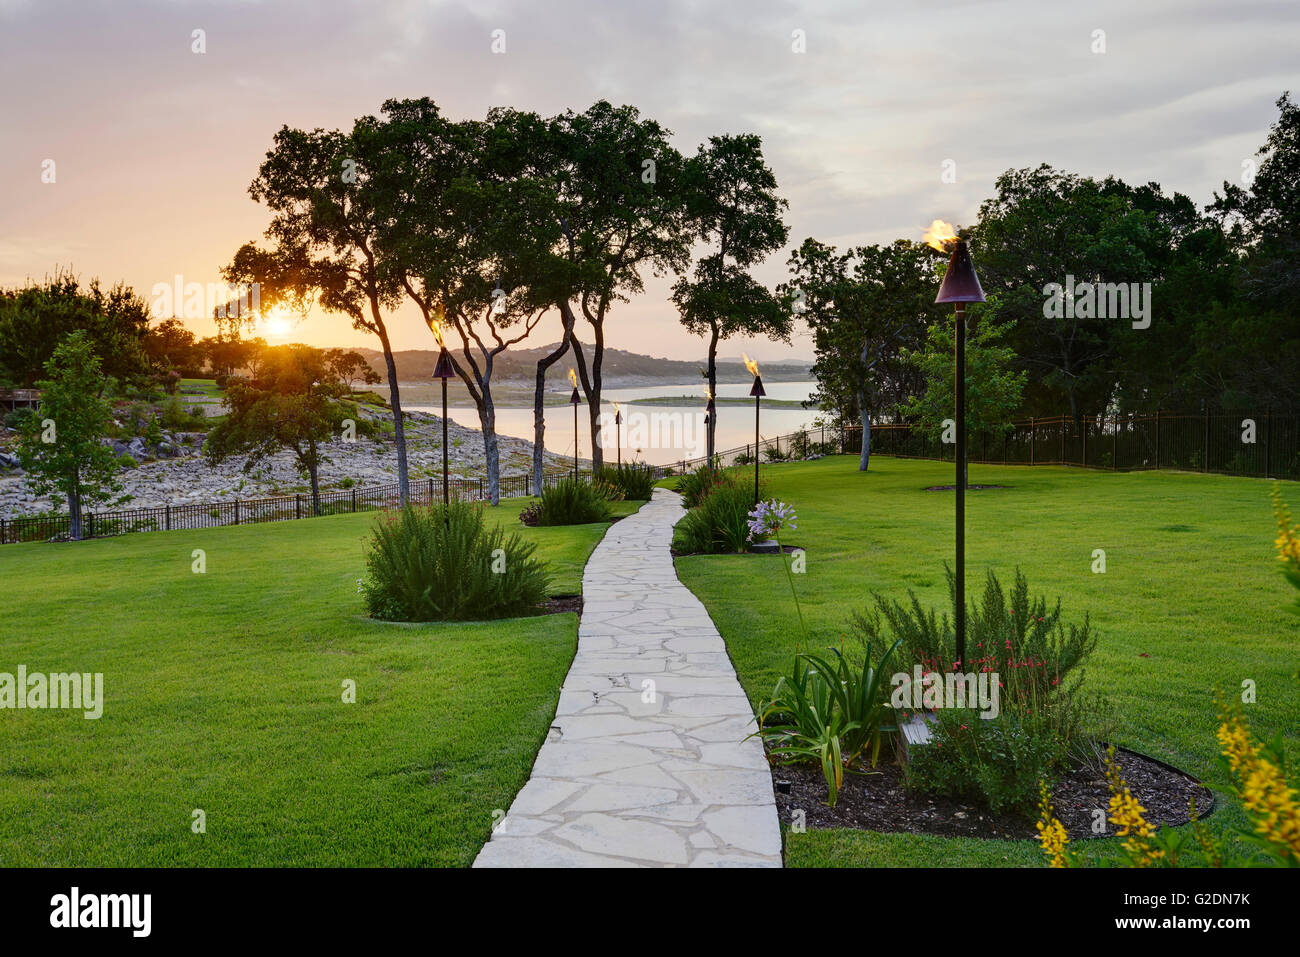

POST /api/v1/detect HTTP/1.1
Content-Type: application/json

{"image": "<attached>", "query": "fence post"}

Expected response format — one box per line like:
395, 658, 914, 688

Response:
1, 517, 6, 544
165, 505, 171, 532
1155, 410, 1161, 470
1265, 406, 1272, 478
234, 499, 240, 525
1113, 413, 1118, 469
352, 488, 357, 512
479, 478, 484, 500
1029, 417, 1035, 466
1060, 416, 1065, 464
87, 512, 94, 539
1081, 416, 1087, 468
428, 478, 434, 503
1203, 405, 1211, 472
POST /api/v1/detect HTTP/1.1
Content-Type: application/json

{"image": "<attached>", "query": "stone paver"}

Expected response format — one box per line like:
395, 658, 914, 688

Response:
474, 489, 781, 868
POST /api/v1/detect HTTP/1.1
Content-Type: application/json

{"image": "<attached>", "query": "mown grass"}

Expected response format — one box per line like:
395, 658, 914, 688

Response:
672, 456, 1299, 867
0, 500, 636, 866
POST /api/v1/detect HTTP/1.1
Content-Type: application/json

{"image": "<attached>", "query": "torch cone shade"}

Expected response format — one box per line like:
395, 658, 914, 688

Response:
935, 240, 987, 304
749, 375, 766, 398
569, 386, 582, 405
432, 348, 455, 379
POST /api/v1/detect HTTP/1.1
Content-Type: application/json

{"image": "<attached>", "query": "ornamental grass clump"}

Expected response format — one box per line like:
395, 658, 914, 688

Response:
752, 641, 901, 807
673, 475, 759, 554
536, 477, 613, 526
361, 502, 551, 621
596, 463, 656, 500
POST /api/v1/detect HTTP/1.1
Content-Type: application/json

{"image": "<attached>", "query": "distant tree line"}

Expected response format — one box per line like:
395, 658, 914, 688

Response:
789, 92, 1300, 470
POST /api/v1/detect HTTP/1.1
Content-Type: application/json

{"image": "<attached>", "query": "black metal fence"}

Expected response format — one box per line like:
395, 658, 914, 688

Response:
843, 410, 1300, 481
648, 425, 844, 478
0, 471, 555, 545
9, 412, 1289, 544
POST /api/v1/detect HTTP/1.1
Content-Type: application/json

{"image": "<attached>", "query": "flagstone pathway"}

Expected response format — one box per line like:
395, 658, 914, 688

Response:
473, 489, 782, 867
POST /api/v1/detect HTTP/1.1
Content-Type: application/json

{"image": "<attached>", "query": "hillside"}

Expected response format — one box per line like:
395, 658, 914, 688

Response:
356, 344, 812, 385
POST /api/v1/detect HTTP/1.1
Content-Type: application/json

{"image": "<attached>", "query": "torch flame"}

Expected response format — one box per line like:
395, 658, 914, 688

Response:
568, 368, 578, 389
743, 353, 759, 377
704, 387, 713, 402
428, 302, 446, 348
922, 219, 959, 252
614, 401, 622, 415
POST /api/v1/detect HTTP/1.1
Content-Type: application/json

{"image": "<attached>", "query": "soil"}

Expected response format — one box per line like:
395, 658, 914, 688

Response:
536, 594, 582, 616
770, 746, 1213, 840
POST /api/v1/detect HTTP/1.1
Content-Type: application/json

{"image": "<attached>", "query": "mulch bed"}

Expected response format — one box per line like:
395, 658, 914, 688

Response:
923, 484, 1011, 491
536, 594, 582, 616
770, 747, 1212, 840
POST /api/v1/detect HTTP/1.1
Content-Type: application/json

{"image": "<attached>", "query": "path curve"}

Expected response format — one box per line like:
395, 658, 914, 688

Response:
473, 489, 782, 867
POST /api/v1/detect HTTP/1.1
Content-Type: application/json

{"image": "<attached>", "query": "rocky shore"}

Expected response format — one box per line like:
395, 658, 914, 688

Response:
0, 406, 574, 519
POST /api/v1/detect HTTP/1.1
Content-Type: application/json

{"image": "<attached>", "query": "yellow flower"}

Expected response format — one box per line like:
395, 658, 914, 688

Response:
1036, 780, 1070, 868
1105, 749, 1164, 866
1272, 485, 1300, 566
1219, 712, 1300, 863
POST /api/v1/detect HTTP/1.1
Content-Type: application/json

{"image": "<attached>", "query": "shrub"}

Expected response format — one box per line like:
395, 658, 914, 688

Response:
673, 478, 758, 554
675, 464, 748, 509
518, 500, 542, 527
853, 565, 1097, 710
360, 503, 552, 621
906, 707, 1065, 815
596, 463, 656, 500
763, 444, 788, 462
536, 477, 613, 526
753, 642, 900, 806
3, 407, 36, 431
855, 566, 1108, 814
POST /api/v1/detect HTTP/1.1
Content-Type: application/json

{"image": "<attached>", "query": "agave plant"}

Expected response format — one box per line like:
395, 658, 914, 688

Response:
753, 640, 900, 806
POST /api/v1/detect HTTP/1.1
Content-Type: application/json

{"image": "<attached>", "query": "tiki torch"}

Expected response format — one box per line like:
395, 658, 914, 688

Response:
746, 355, 764, 504
568, 368, 582, 480
704, 388, 715, 470
926, 220, 986, 670
429, 308, 455, 506
614, 402, 623, 469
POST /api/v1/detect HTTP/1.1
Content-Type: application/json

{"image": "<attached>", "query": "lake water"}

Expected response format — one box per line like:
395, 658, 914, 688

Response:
409, 380, 821, 466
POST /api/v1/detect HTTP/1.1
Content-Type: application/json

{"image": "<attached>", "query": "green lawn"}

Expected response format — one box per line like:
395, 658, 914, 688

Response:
672, 456, 1299, 867
0, 500, 637, 867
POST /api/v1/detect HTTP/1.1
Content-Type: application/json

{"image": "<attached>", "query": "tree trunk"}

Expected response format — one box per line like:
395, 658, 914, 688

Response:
373, 320, 410, 506
707, 325, 719, 466
69, 476, 82, 541
309, 462, 321, 516
858, 402, 871, 472
585, 322, 605, 470
481, 400, 501, 506
533, 306, 576, 495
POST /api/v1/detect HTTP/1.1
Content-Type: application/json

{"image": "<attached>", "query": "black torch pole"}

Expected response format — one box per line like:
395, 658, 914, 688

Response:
441, 375, 449, 506
954, 302, 966, 669
616, 411, 622, 469
753, 394, 761, 505
573, 401, 579, 480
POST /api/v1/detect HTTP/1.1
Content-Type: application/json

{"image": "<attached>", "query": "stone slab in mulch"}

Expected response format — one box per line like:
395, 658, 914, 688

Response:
770, 747, 1212, 841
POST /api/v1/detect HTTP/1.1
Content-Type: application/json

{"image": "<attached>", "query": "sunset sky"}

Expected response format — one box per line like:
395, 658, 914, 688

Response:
1, 0, 1297, 361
